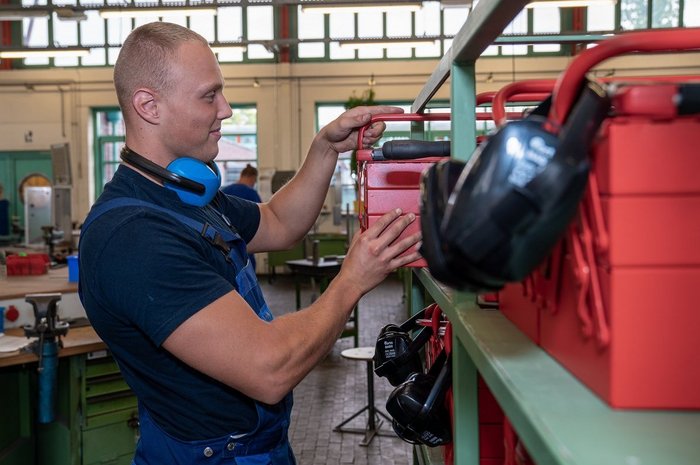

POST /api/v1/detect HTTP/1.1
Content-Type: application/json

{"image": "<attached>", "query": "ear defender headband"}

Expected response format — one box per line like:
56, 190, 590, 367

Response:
373, 305, 437, 386
120, 147, 221, 207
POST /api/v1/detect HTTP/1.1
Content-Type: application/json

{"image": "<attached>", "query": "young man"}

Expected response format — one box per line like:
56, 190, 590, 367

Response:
222, 164, 262, 203
79, 22, 420, 465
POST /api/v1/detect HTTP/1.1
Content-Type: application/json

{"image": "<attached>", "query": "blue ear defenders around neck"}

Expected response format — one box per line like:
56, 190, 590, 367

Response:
120, 147, 221, 207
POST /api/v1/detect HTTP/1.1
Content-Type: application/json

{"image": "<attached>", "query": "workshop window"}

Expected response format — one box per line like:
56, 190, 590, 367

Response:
17, 2, 272, 68
92, 105, 258, 198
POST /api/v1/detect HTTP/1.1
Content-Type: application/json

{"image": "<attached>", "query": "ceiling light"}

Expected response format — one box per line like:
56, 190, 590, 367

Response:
300, 2, 422, 14
338, 38, 439, 50
526, 0, 616, 8
99, 6, 217, 19
0, 47, 91, 59
0, 6, 49, 21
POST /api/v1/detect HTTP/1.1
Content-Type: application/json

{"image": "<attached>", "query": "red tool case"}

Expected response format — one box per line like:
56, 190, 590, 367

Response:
356, 113, 451, 267
507, 29, 700, 409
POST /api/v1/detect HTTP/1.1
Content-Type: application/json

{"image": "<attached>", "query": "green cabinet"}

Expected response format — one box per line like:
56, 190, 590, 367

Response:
0, 351, 138, 465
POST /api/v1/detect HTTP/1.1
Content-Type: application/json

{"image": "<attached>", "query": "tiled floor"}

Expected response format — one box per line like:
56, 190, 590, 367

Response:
260, 274, 413, 465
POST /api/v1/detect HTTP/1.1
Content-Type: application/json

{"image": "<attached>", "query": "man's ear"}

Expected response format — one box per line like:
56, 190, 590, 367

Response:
131, 88, 159, 125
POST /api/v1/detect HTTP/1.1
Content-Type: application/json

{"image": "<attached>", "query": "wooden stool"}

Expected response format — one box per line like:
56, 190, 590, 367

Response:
333, 347, 393, 446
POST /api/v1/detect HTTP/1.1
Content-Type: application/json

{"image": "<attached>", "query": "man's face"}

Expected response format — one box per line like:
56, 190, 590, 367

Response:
157, 41, 233, 163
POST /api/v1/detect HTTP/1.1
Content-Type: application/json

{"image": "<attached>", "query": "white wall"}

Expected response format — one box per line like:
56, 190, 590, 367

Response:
0, 53, 699, 225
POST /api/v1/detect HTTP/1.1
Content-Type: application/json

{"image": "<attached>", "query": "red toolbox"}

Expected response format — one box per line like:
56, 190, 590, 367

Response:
356, 113, 451, 267
534, 29, 700, 409
6, 253, 50, 276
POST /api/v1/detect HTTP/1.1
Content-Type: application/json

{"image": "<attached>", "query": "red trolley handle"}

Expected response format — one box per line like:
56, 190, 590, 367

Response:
356, 113, 451, 147
491, 79, 555, 126
548, 28, 700, 132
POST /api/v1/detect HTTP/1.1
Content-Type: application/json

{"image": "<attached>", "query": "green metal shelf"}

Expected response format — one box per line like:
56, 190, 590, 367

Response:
415, 268, 700, 465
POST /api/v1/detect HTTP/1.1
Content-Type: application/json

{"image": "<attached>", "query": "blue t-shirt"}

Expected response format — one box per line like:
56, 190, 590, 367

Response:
221, 183, 262, 203
79, 165, 264, 440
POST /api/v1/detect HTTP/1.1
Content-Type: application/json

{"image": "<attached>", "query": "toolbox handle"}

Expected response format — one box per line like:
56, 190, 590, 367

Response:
548, 28, 700, 131
583, 172, 609, 256
578, 208, 610, 347
568, 223, 594, 339
491, 79, 555, 126
357, 113, 451, 147
380, 140, 451, 160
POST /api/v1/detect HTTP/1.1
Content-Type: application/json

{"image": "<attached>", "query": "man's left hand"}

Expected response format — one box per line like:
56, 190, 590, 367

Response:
319, 105, 404, 154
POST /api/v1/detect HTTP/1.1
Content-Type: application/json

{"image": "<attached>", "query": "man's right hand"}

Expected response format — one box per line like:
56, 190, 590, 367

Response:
337, 208, 422, 297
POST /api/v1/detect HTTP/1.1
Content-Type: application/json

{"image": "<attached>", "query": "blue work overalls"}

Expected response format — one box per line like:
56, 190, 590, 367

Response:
82, 198, 296, 465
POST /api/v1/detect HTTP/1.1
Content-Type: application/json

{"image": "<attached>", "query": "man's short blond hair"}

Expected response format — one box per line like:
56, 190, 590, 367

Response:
114, 22, 208, 116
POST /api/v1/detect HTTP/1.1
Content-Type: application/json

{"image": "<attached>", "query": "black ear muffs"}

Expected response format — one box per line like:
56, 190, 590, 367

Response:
121, 147, 221, 207
374, 306, 434, 386
420, 82, 610, 291
386, 350, 452, 447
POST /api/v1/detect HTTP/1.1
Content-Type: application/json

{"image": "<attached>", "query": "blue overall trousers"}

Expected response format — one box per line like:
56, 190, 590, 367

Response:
82, 198, 295, 465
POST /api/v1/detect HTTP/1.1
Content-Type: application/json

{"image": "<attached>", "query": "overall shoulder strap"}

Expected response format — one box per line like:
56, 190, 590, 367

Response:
81, 197, 234, 257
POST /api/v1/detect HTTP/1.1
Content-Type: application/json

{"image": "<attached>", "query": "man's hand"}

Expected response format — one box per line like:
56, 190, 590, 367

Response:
318, 105, 404, 154
337, 208, 422, 297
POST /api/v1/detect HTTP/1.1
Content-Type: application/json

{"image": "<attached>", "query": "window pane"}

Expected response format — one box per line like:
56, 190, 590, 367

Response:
23, 18, 49, 46
108, 47, 121, 65
386, 45, 414, 58
216, 48, 245, 62
134, 16, 161, 28
329, 11, 355, 38
443, 7, 469, 35
415, 41, 441, 57
190, 14, 215, 41
481, 44, 498, 56
298, 42, 325, 58
415, 2, 441, 36
532, 5, 560, 53
81, 47, 106, 66
358, 45, 384, 59
652, 0, 679, 27
297, 7, 324, 39
247, 6, 273, 40
501, 44, 528, 55
53, 14, 79, 46
80, 11, 105, 46
107, 18, 133, 45
587, 4, 615, 30
686, 0, 700, 26
358, 11, 383, 38
247, 44, 273, 59
217, 7, 243, 42
54, 56, 79, 67
329, 42, 355, 59
386, 10, 413, 37
621, 0, 648, 30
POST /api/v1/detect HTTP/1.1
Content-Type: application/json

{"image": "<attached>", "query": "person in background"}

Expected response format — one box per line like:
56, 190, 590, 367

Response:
222, 164, 262, 203
78, 21, 420, 465
222, 164, 262, 271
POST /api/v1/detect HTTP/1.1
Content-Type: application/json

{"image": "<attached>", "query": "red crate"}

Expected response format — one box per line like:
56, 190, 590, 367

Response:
7, 253, 49, 276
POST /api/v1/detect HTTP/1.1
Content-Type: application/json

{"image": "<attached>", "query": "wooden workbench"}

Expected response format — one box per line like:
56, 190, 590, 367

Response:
0, 325, 105, 368
0, 266, 78, 300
